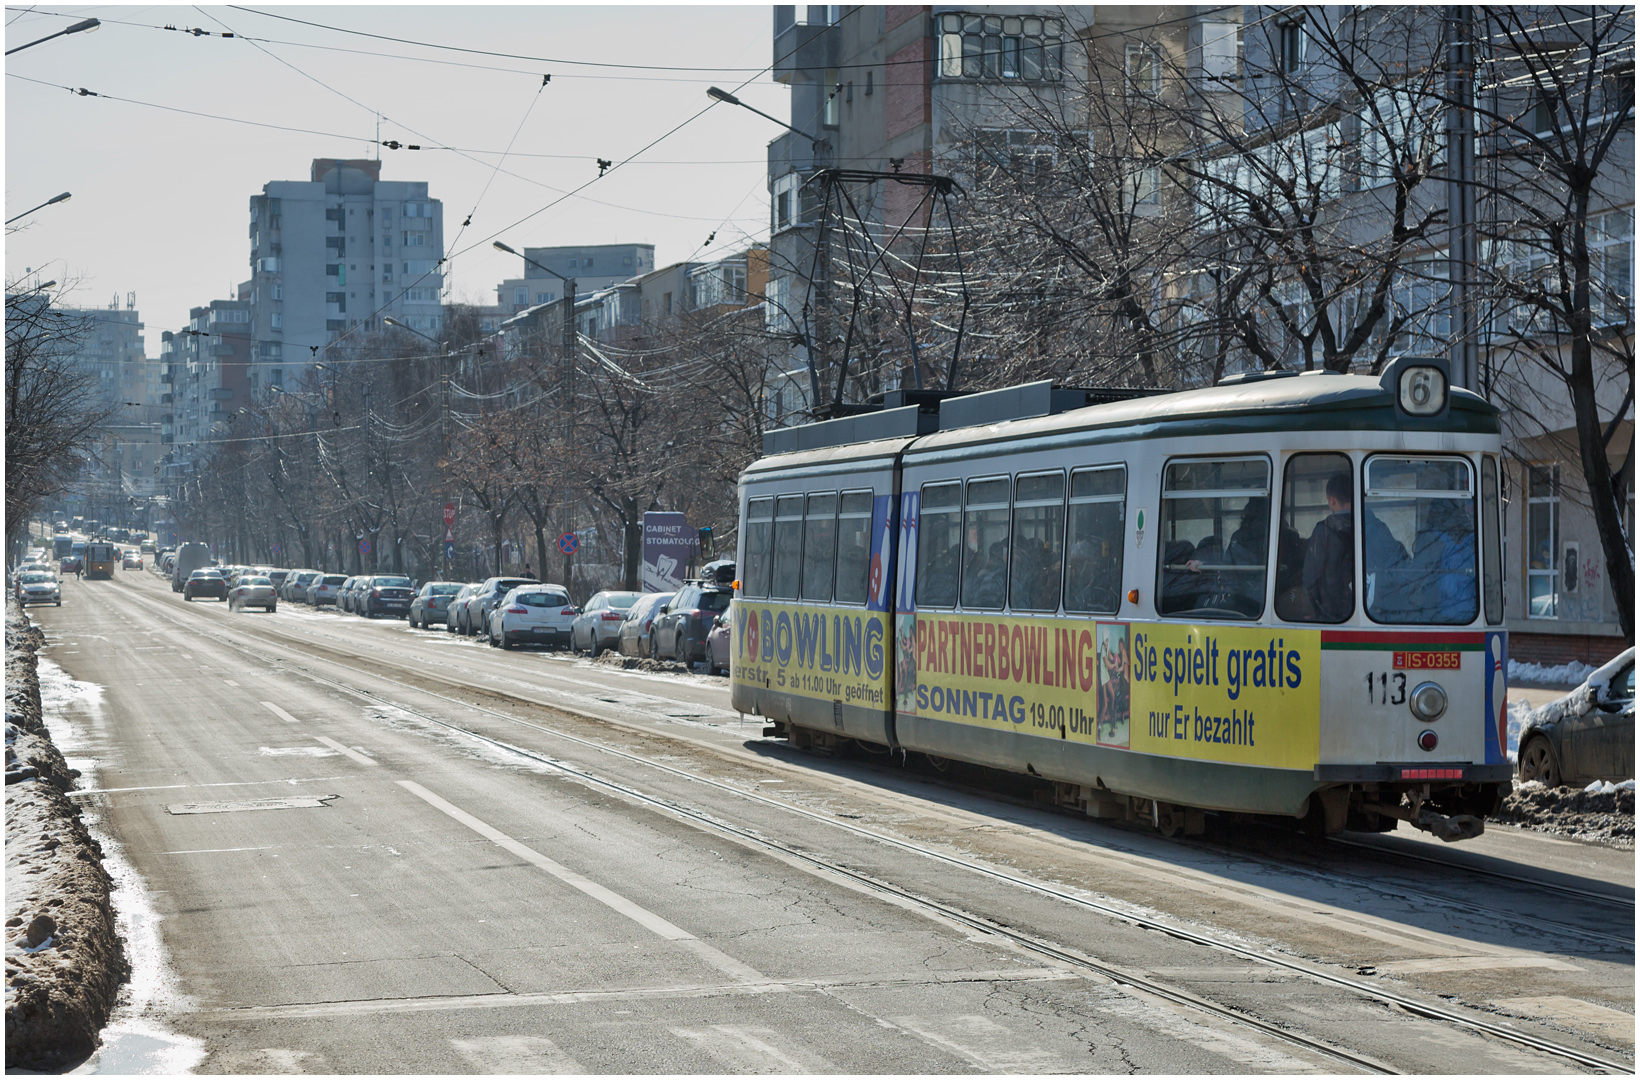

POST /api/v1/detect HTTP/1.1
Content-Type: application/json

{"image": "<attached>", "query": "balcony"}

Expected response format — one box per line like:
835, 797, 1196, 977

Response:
773, 17, 837, 83
209, 388, 234, 401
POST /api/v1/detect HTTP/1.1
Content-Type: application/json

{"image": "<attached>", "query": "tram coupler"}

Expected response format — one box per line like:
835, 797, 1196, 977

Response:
1361, 799, 1485, 843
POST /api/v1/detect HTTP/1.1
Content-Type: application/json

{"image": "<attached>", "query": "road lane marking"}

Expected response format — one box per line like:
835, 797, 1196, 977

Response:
450, 1036, 583, 1074
223, 679, 239, 686
669, 1025, 832, 1073
69, 776, 360, 797
156, 847, 277, 855
396, 780, 765, 984
888, 1015, 1072, 1073
261, 701, 301, 724
314, 736, 376, 767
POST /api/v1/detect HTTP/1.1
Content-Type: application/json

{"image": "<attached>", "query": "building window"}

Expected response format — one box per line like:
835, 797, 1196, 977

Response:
1125, 43, 1162, 96
866, 70, 874, 95
1279, 20, 1306, 73
939, 13, 1063, 82
824, 69, 841, 126
269, 313, 282, 329
270, 368, 282, 388
514, 287, 527, 306
402, 231, 426, 247
1527, 464, 1559, 618
535, 292, 553, 304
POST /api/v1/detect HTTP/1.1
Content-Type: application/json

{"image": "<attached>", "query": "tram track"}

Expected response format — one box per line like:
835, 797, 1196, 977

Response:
104, 578, 1631, 1073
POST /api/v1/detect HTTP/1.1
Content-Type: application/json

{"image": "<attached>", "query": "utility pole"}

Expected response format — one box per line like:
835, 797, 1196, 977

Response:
1445, 5, 1478, 392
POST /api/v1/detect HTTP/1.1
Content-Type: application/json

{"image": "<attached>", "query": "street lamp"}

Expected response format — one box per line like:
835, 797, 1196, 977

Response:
6, 17, 98, 55
6, 192, 71, 226
706, 86, 823, 148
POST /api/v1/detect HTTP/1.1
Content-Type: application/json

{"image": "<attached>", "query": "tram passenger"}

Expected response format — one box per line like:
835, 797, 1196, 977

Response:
1303, 472, 1406, 621
964, 540, 1008, 609
1402, 498, 1478, 623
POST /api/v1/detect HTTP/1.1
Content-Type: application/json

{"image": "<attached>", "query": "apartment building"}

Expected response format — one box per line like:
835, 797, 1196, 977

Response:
246, 158, 444, 387
496, 243, 657, 316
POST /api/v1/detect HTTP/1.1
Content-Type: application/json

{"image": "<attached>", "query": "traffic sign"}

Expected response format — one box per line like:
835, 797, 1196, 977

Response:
444, 541, 455, 560
443, 502, 456, 526
557, 532, 579, 555
444, 525, 454, 543
270, 542, 283, 554
358, 538, 371, 556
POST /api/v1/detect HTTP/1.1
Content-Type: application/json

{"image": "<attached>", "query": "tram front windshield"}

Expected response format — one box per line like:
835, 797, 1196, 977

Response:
1363, 457, 1478, 625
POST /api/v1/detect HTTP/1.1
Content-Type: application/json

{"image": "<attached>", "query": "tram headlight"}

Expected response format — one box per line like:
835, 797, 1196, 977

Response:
1409, 681, 1448, 722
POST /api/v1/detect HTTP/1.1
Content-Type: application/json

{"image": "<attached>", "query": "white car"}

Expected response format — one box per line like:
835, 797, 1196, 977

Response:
487, 584, 575, 650
14, 570, 61, 607
228, 575, 277, 613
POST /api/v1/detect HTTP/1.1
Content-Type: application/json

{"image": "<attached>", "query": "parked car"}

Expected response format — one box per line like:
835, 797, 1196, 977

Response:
706, 609, 732, 676
228, 575, 278, 613
410, 582, 464, 629
282, 570, 321, 603
183, 569, 228, 602
444, 583, 482, 632
1518, 648, 1635, 788
266, 568, 291, 591
337, 576, 364, 613
460, 576, 540, 637
651, 580, 733, 665
307, 574, 347, 607
487, 584, 575, 650
358, 575, 415, 618
572, 591, 642, 656
14, 570, 61, 607
617, 592, 674, 658
121, 551, 143, 570
171, 542, 211, 592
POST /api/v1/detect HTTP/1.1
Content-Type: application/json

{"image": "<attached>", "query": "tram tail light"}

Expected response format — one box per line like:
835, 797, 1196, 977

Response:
1417, 730, 1440, 752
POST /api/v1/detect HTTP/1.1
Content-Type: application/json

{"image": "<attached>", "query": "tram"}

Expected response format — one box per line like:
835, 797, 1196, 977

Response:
731, 358, 1511, 842
84, 542, 118, 579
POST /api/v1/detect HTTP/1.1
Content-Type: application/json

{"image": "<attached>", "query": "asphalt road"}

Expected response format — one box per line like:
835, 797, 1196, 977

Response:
32, 568, 1635, 1074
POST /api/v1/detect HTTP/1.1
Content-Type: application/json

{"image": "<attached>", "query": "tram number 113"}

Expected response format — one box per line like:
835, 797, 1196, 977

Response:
1366, 672, 1408, 706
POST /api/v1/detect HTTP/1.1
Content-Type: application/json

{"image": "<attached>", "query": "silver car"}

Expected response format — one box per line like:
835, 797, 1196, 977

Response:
572, 590, 642, 656
618, 592, 673, 657
410, 581, 464, 629
228, 575, 278, 613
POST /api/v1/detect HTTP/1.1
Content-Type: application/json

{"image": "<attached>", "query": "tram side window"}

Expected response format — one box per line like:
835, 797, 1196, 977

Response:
800, 492, 838, 601
1275, 453, 1353, 623
1011, 472, 1065, 611
1156, 458, 1270, 619
1065, 466, 1125, 615
1363, 457, 1477, 625
770, 495, 805, 600
742, 497, 774, 598
834, 490, 874, 605
1482, 457, 1504, 625
916, 482, 962, 608
962, 477, 1011, 610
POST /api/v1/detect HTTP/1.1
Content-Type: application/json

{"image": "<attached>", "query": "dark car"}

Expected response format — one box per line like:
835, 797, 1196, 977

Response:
1518, 648, 1635, 788
651, 581, 733, 665
359, 575, 415, 618
183, 569, 228, 601
337, 576, 365, 613
410, 581, 464, 628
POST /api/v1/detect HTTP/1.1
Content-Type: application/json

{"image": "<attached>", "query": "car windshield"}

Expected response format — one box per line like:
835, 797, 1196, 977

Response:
21, 572, 53, 583
514, 591, 570, 607
699, 590, 731, 612
192, 570, 221, 578
245, 577, 272, 586
375, 577, 412, 588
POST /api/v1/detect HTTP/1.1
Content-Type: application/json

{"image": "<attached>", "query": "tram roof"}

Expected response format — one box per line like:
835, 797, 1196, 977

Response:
908, 371, 1498, 457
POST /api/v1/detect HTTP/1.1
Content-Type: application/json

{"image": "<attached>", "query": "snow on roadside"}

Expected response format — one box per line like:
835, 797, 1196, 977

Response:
1508, 658, 1597, 686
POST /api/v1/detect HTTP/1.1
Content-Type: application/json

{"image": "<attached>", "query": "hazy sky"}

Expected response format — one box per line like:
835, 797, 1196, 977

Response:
5, 4, 785, 342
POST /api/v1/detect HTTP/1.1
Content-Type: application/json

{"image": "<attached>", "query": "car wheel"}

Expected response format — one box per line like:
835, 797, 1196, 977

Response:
646, 632, 657, 660
269, 602, 277, 614
500, 633, 515, 651
675, 635, 688, 666
589, 635, 603, 658
1519, 736, 1561, 788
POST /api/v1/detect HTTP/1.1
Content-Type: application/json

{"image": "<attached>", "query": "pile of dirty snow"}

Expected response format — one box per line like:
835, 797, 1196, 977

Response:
5, 607, 128, 1070
592, 652, 696, 675
1493, 779, 1635, 848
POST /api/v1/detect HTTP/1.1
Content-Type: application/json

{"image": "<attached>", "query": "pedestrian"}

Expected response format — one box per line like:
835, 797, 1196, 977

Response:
522, 563, 534, 580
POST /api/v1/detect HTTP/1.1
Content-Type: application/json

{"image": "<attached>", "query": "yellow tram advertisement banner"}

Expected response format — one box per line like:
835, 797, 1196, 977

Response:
898, 614, 1322, 771
734, 602, 891, 710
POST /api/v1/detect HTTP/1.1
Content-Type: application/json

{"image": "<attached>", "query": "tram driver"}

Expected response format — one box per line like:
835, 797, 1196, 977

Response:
1302, 471, 1406, 622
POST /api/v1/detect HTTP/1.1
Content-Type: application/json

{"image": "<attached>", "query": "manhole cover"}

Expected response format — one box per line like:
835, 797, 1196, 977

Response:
166, 795, 340, 815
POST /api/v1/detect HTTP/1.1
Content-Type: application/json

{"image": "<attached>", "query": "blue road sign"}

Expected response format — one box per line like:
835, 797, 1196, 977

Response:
358, 538, 371, 556
444, 541, 455, 560
557, 532, 579, 555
